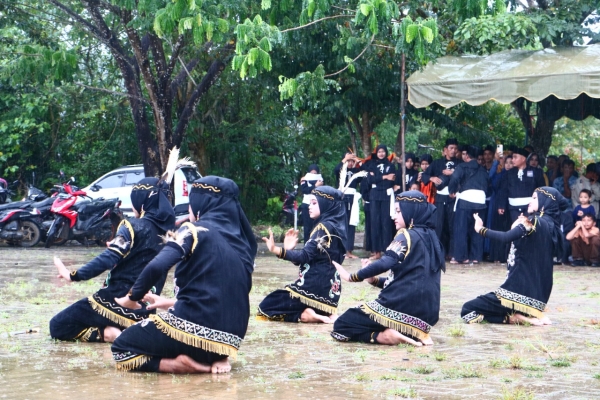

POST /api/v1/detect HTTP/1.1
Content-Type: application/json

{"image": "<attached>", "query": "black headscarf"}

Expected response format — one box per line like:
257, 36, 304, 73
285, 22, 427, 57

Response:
375, 144, 390, 162
396, 190, 445, 273
307, 164, 321, 174
312, 185, 347, 254
419, 154, 433, 164
405, 152, 416, 163
534, 187, 565, 258
130, 177, 175, 232
189, 176, 257, 274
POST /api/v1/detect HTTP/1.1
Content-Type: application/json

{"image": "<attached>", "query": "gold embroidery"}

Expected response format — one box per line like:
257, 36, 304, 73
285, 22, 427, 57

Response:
535, 188, 556, 200
132, 184, 155, 191
181, 222, 199, 253
313, 190, 335, 200
395, 195, 424, 202
114, 219, 135, 258
191, 183, 221, 192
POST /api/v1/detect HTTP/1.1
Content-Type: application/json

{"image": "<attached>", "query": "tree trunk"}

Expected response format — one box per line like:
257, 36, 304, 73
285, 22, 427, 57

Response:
351, 113, 372, 158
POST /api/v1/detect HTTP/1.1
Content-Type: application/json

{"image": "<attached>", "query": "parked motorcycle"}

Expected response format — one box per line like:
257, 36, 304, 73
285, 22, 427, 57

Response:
45, 176, 122, 247
0, 207, 43, 247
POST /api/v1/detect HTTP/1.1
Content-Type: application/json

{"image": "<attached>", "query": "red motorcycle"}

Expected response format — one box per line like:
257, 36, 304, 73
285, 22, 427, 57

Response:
45, 175, 122, 247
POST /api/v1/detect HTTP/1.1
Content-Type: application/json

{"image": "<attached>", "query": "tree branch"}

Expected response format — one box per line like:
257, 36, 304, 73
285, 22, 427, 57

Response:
74, 83, 148, 103
166, 35, 185, 78
280, 15, 351, 33
324, 34, 375, 78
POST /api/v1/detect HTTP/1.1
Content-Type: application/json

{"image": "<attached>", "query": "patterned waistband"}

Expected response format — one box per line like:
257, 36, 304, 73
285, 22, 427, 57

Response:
494, 288, 546, 313
362, 300, 432, 335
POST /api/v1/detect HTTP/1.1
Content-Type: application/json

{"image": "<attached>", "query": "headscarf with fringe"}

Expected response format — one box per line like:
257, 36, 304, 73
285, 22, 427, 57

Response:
130, 177, 175, 232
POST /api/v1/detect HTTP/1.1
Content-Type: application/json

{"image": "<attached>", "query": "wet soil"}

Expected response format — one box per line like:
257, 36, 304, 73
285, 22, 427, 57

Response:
1, 243, 599, 399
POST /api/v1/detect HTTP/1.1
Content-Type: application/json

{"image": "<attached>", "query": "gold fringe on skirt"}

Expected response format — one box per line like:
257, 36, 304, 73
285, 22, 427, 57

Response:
115, 355, 152, 371
498, 297, 544, 319
88, 296, 136, 328
149, 314, 238, 359
285, 287, 337, 315
360, 304, 430, 341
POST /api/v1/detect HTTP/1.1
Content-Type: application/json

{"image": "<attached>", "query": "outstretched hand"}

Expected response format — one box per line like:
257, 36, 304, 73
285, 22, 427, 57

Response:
54, 256, 72, 282
332, 261, 351, 282
360, 258, 376, 284
143, 292, 176, 311
473, 213, 484, 232
283, 228, 299, 250
262, 228, 277, 254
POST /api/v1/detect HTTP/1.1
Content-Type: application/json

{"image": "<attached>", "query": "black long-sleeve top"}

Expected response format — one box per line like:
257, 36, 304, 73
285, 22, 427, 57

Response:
448, 160, 489, 210
496, 167, 545, 211
366, 159, 396, 201
421, 157, 460, 193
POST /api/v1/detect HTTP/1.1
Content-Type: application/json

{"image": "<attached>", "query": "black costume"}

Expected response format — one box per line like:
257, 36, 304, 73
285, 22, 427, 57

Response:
497, 166, 545, 222
462, 187, 563, 323
422, 155, 459, 255
395, 153, 418, 192
334, 160, 363, 252
448, 158, 489, 262
258, 186, 347, 321
367, 145, 396, 252
49, 178, 175, 342
300, 164, 323, 243
332, 191, 445, 343
112, 176, 257, 371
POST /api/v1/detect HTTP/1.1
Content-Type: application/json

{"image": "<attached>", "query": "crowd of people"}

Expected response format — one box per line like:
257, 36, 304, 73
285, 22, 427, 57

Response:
306, 139, 600, 267
46, 142, 585, 375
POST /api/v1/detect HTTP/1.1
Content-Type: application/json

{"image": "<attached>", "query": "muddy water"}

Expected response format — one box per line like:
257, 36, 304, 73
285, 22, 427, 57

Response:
1, 244, 600, 399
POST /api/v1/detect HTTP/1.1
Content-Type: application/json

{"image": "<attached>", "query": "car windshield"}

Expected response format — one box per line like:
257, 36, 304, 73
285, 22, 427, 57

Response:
124, 171, 145, 185
180, 167, 201, 182
96, 174, 124, 189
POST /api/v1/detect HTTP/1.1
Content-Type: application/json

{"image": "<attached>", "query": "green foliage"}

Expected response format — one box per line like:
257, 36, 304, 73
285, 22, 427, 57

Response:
233, 15, 281, 79
454, 14, 540, 55
394, 16, 441, 66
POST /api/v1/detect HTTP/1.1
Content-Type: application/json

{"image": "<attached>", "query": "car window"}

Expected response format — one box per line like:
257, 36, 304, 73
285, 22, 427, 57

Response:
95, 174, 124, 189
124, 171, 145, 186
180, 167, 201, 182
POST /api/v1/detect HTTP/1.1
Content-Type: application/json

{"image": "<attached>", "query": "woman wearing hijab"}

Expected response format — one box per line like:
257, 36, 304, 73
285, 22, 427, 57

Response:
300, 164, 324, 243
394, 152, 418, 193
50, 177, 176, 343
418, 154, 436, 204
258, 185, 347, 324
462, 187, 564, 326
112, 176, 257, 374
367, 145, 396, 260
330, 191, 445, 347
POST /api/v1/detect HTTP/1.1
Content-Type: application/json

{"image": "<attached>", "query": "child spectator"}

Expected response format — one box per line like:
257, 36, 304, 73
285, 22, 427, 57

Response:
566, 213, 600, 267
572, 189, 596, 222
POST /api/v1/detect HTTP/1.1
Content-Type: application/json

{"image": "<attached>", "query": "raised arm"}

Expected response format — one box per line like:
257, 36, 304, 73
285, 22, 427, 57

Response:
474, 213, 530, 243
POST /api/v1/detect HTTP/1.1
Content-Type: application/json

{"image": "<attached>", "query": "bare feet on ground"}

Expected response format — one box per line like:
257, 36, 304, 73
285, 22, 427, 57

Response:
420, 336, 434, 346
508, 313, 544, 326
329, 314, 339, 323
539, 315, 553, 325
345, 252, 358, 259
211, 358, 231, 374
300, 308, 333, 324
159, 354, 212, 374
376, 328, 423, 347
102, 326, 122, 343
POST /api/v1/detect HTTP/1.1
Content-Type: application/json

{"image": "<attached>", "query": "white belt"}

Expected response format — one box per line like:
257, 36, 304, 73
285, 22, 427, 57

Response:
508, 197, 531, 207
454, 189, 486, 212
387, 188, 395, 218
302, 194, 315, 204
344, 188, 362, 226
437, 187, 449, 195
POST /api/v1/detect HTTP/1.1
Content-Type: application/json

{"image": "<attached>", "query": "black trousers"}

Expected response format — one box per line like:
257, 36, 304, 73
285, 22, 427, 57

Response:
364, 202, 372, 252
111, 318, 226, 372
331, 307, 386, 343
370, 198, 394, 252
257, 289, 331, 322
461, 292, 510, 324
453, 207, 486, 262
49, 298, 114, 342
434, 194, 455, 256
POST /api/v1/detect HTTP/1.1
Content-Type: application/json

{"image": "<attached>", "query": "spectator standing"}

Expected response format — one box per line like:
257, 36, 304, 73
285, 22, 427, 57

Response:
553, 159, 577, 206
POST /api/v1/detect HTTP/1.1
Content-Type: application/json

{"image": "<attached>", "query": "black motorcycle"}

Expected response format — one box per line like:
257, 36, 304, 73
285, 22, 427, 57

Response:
0, 207, 43, 247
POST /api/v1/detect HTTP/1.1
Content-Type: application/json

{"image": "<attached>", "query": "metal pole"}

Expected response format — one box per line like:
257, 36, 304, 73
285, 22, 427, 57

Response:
401, 54, 407, 192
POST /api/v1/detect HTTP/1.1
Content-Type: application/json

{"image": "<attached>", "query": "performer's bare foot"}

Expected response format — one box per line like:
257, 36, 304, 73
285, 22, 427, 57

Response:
420, 336, 434, 346
345, 252, 358, 259
539, 316, 552, 325
300, 308, 332, 323
103, 326, 122, 343
159, 354, 212, 373
211, 358, 231, 374
376, 328, 422, 347
329, 314, 339, 323
369, 252, 382, 260
508, 313, 543, 326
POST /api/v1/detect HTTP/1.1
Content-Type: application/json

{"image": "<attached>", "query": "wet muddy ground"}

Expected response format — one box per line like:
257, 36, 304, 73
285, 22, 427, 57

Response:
1, 243, 600, 399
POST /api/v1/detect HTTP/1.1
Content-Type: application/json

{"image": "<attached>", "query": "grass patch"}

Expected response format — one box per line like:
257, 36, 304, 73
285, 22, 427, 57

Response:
549, 357, 572, 367
433, 352, 447, 361
354, 373, 370, 382
500, 386, 535, 400
287, 371, 305, 379
447, 324, 465, 337
489, 358, 507, 368
443, 364, 484, 379
386, 388, 417, 398
593, 373, 600, 380
412, 365, 434, 375
379, 374, 399, 380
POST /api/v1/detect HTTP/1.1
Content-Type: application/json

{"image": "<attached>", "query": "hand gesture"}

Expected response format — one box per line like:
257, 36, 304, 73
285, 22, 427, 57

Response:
332, 261, 350, 282
360, 258, 376, 284
261, 227, 277, 254
143, 292, 175, 311
431, 177, 442, 186
315, 180, 324, 187
54, 256, 72, 282
577, 210, 584, 217
283, 228, 299, 250
114, 296, 141, 310
473, 213, 484, 232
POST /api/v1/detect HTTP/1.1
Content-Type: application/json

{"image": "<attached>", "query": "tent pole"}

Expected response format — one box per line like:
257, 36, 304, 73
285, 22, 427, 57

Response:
401, 54, 406, 192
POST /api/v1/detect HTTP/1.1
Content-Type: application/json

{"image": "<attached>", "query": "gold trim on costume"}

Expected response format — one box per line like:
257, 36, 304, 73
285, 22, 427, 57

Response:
395, 228, 411, 258
88, 296, 137, 328
191, 183, 221, 192
285, 286, 338, 315
395, 195, 424, 203
309, 223, 332, 248
360, 302, 430, 341
149, 314, 239, 359
181, 222, 199, 253
115, 355, 152, 371
534, 187, 556, 200
74, 327, 98, 342
313, 190, 335, 201
113, 219, 135, 258
132, 184, 155, 191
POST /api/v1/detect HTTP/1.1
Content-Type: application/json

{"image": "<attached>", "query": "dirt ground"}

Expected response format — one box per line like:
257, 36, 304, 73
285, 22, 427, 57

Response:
1, 243, 599, 399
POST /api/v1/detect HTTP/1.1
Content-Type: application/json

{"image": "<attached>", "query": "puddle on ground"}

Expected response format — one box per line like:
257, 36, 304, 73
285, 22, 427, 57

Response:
1, 243, 599, 399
